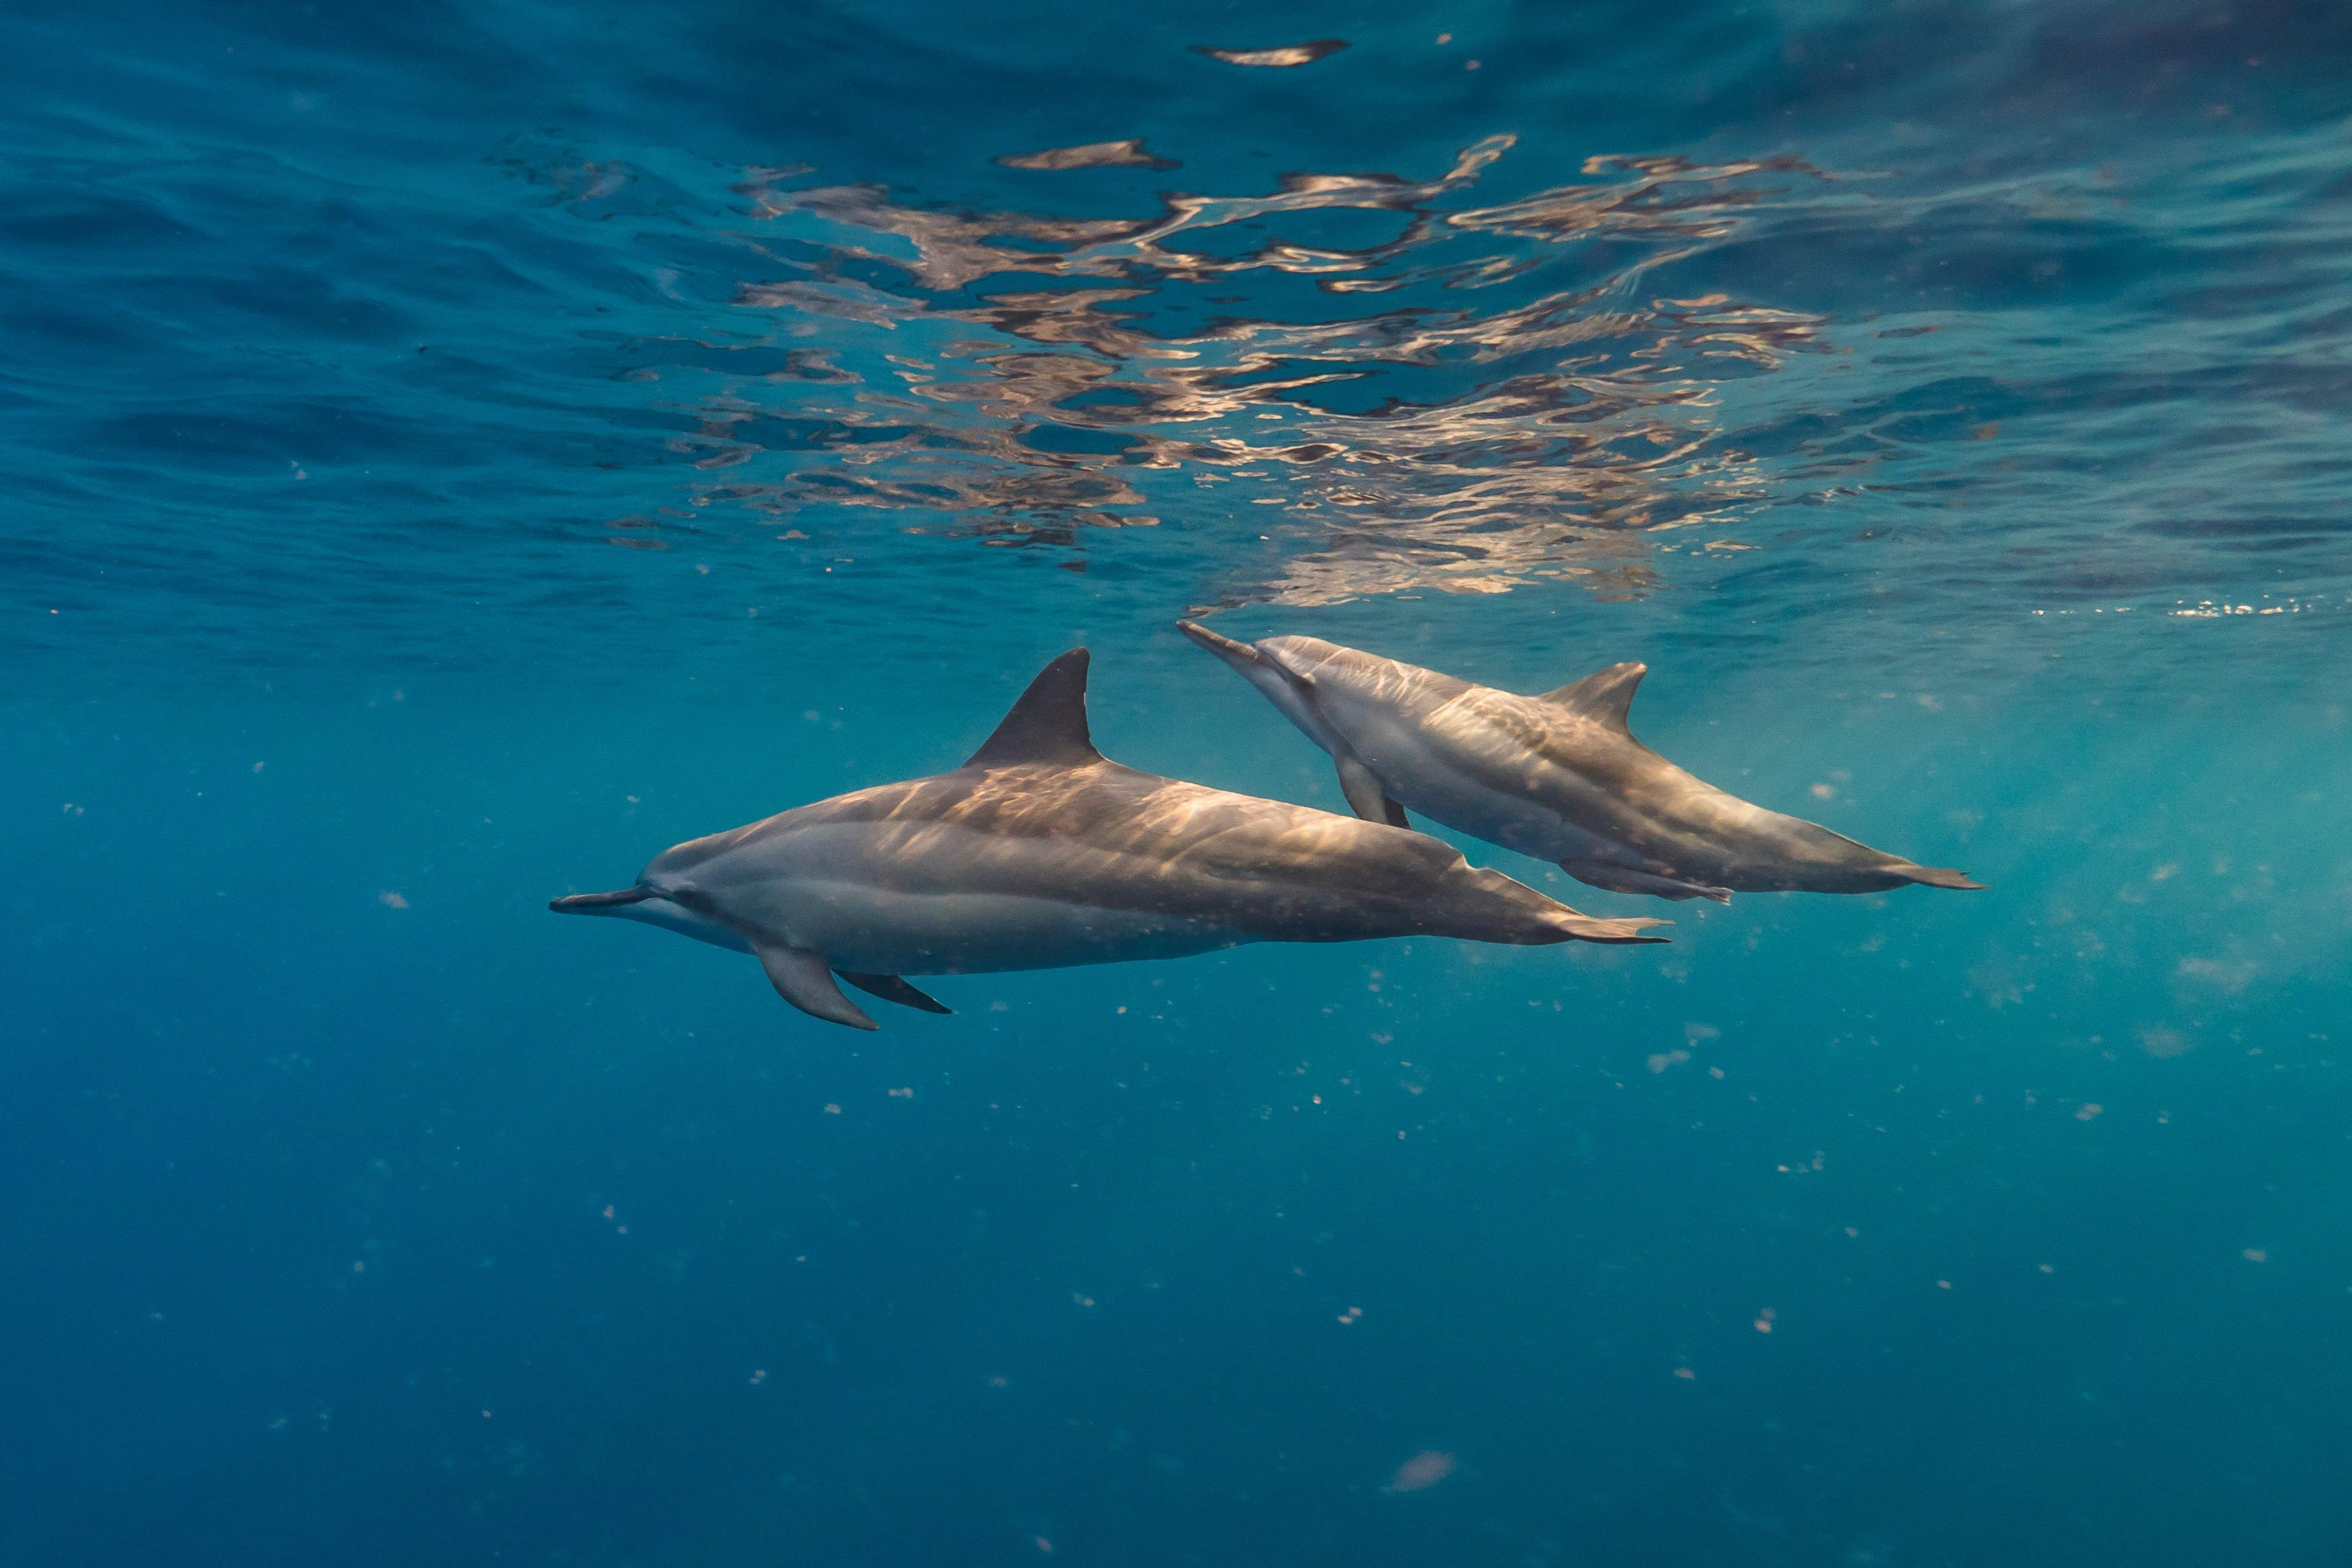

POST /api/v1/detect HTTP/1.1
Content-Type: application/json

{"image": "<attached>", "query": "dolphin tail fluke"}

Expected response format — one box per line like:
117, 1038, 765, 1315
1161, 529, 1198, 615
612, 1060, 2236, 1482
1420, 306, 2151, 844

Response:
757, 944, 880, 1030
1544, 908, 1674, 944
1461, 865, 1673, 945
1898, 863, 1986, 891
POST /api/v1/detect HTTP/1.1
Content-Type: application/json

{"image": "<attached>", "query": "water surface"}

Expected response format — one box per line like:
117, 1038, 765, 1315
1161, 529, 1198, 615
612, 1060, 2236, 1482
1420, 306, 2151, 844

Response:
6, 2, 2351, 1564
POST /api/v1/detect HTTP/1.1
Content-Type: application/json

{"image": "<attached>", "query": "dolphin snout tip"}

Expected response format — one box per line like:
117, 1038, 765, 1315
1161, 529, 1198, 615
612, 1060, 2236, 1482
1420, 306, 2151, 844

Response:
549, 886, 654, 915
1176, 618, 1260, 666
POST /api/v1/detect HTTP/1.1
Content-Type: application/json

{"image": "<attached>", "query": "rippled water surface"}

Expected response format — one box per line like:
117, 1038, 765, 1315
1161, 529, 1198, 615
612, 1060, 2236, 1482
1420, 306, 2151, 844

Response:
7, 3, 2351, 1565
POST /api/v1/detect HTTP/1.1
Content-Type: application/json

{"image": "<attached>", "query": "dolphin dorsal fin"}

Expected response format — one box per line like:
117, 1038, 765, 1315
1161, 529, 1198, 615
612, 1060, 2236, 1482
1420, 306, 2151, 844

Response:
1540, 662, 1647, 727
964, 649, 1105, 769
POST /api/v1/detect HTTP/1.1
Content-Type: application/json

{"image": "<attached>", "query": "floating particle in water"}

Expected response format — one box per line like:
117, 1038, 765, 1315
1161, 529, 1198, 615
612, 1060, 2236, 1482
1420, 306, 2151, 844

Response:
1810, 782, 1837, 799
1189, 38, 1348, 67
379, 891, 409, 909
1754, 1307, 1776, 1333
1671, 1366, 1696, 1381
749, 1369, 766, 1386
2138, 1026, 2192, 1059
1386, 1450, 1457, 1493
2243, 1248, 2269, 1263
1647, 1048, 1690, 1073
1034, 1538, 1053, 1555
822, 1103, 841, 1115
2176, 956, 2256, 993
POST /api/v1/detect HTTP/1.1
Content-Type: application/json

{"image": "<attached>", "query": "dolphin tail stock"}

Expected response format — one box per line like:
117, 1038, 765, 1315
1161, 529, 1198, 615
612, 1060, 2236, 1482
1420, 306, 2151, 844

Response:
1893, 862, 1986, 891
1458, 865, 1672, 946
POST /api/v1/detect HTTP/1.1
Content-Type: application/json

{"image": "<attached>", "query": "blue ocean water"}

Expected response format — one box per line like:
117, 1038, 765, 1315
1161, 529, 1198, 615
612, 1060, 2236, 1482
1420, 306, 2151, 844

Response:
6, 0, 2351, 1562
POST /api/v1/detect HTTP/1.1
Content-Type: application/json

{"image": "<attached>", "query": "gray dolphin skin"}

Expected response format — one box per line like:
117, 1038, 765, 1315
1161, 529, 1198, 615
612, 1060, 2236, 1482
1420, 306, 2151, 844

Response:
551, 649, 1668, 1030
1177, 622, 1984, 904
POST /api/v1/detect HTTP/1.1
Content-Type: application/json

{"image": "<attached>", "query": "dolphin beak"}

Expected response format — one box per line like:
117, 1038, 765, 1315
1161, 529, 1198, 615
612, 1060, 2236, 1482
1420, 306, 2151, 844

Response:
549, 886, 655, 915
1177, 618, 1263, 670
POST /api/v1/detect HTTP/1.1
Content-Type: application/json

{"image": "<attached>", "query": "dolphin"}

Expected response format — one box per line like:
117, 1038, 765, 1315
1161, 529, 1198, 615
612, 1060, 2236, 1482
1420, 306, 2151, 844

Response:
1176, 623, 1983, 903
550, 649, 1668, 1029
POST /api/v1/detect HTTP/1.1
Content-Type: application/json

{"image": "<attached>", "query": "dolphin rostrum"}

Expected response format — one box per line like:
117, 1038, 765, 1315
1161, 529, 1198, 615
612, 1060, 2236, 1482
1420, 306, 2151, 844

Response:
1177, 623, 1983, 904
551, 649, 1668, 1029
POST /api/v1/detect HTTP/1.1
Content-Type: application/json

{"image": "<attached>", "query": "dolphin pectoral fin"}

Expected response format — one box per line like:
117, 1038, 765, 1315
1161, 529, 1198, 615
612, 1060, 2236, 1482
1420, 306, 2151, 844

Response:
1559, 860, 1733, 904
837, 972, 953, 1015
1334, 754, 1409, 828
755, 945, 880, 1030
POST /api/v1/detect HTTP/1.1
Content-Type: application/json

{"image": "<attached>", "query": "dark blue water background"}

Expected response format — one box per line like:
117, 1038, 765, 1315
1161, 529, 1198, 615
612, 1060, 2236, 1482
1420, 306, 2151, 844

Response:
6, 1, 2351, 1563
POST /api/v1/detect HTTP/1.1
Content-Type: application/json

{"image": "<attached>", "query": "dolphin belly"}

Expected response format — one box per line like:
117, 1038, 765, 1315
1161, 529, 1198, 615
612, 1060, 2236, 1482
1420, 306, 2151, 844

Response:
1345, 721, 1629, 865
615, 895, 754, 952
769, 883, 1250, 975
1337, 694, 1837, 884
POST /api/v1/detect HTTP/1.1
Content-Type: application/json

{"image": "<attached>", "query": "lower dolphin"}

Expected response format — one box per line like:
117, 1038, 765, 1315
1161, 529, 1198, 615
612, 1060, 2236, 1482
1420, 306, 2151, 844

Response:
1177, 622, 1982, 903
551, 649, 1667, 1029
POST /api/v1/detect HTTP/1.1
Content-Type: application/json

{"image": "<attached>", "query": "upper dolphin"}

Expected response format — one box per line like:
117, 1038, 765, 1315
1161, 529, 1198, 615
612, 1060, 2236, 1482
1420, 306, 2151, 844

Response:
551, 649, 1667, 1029
1177, 623, 1983, 904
